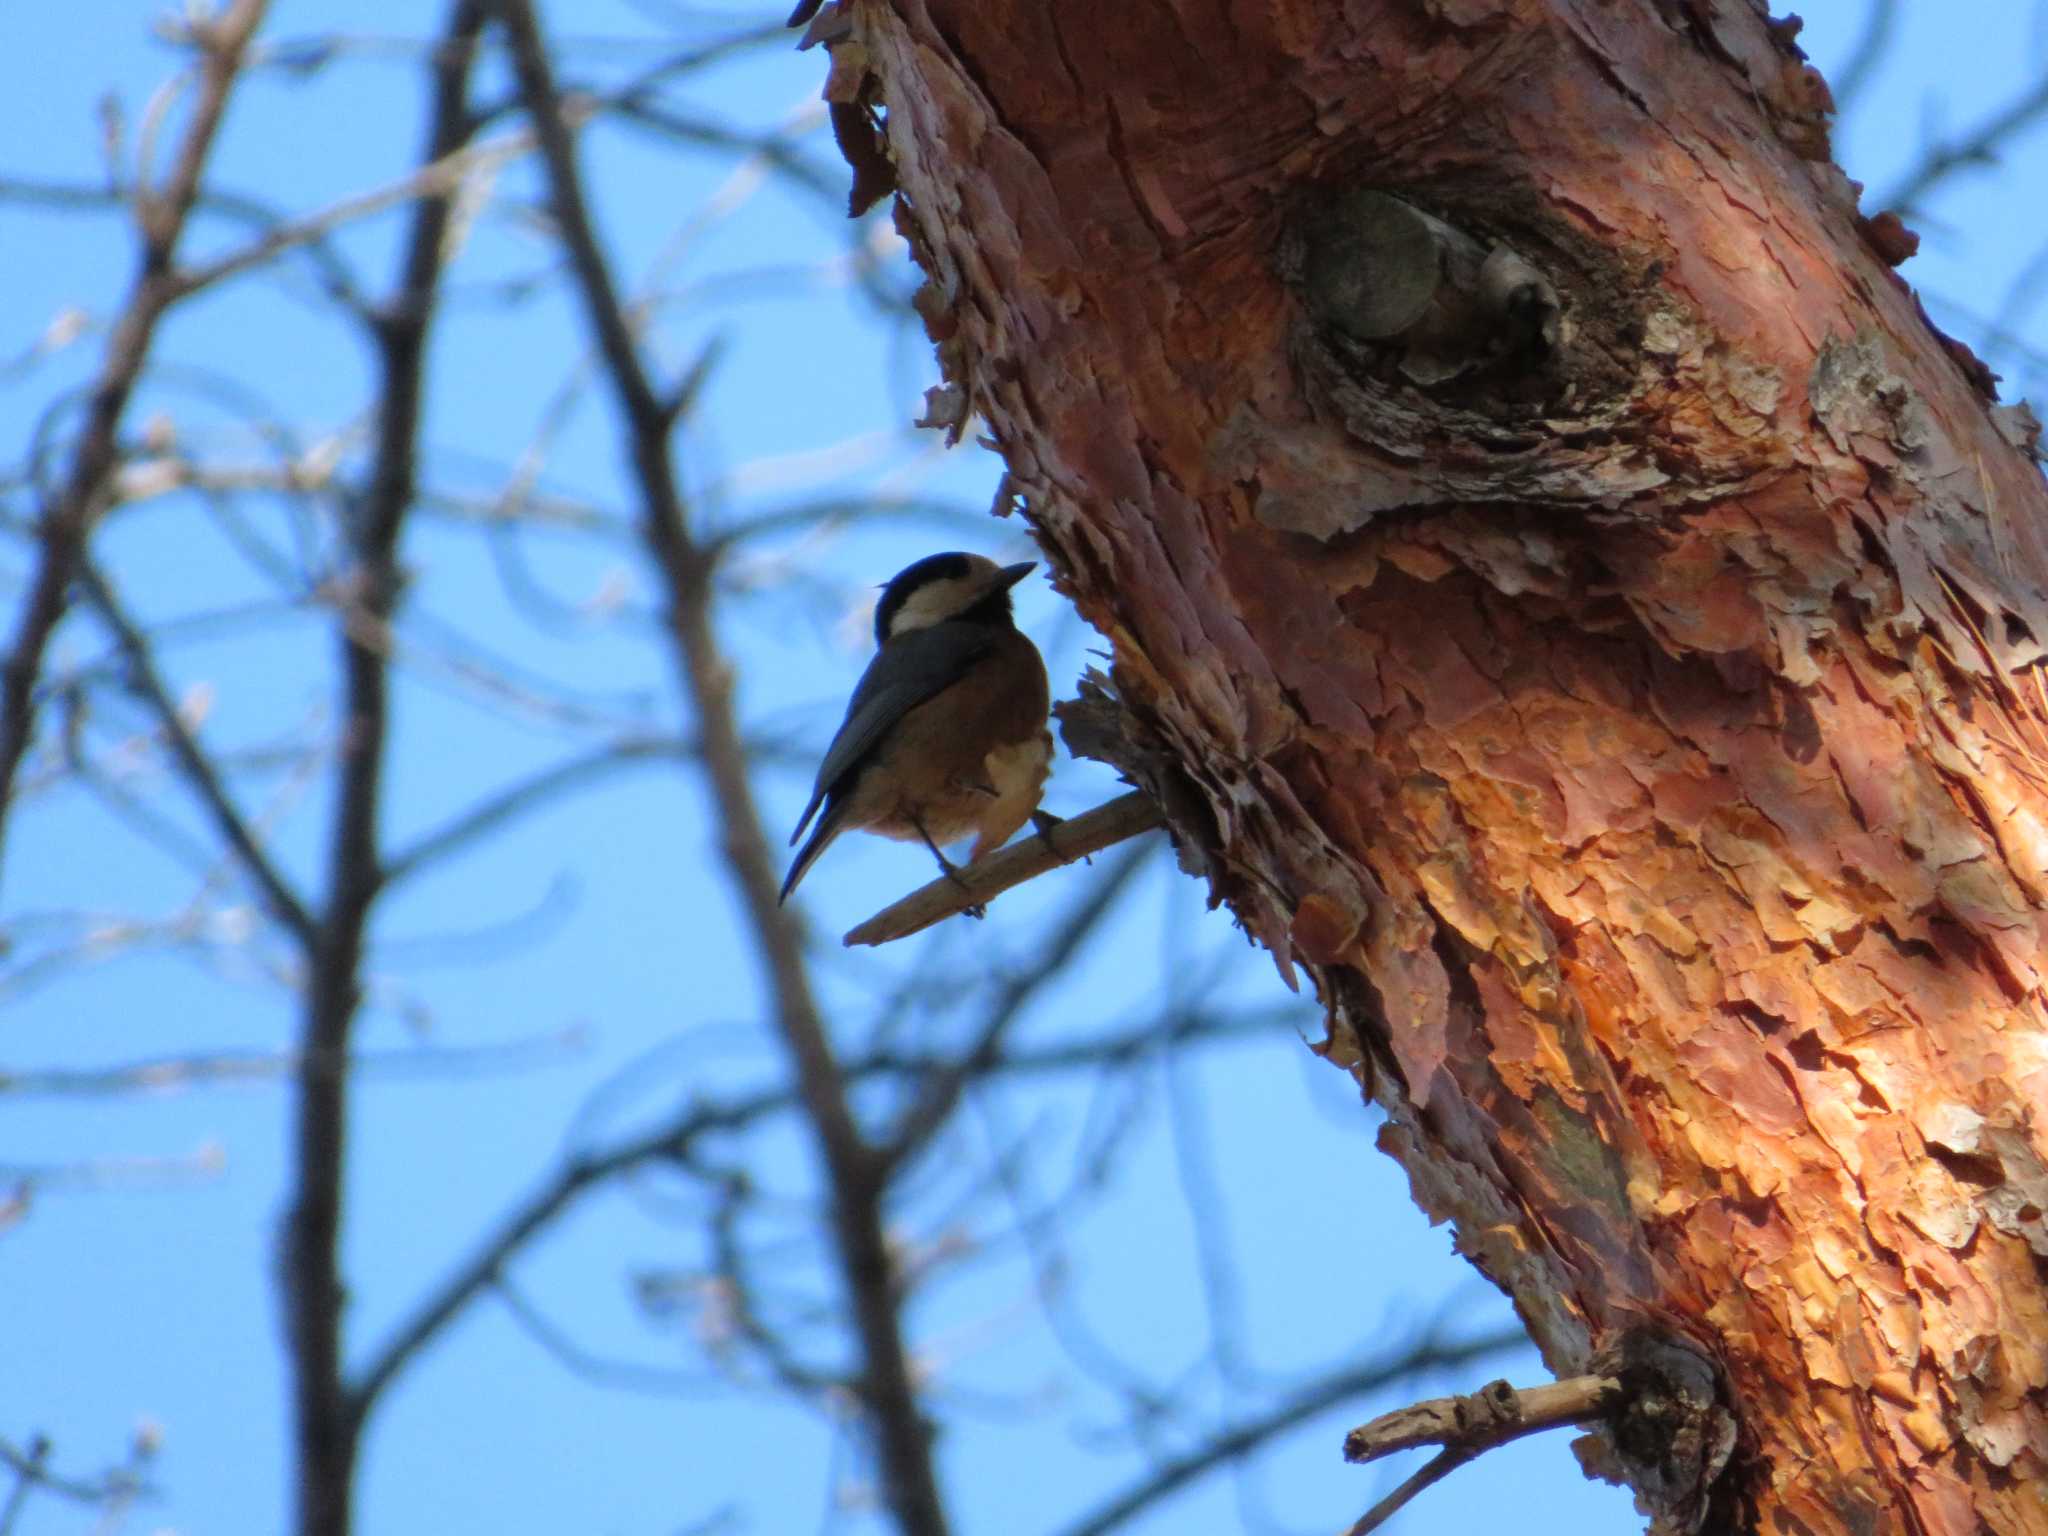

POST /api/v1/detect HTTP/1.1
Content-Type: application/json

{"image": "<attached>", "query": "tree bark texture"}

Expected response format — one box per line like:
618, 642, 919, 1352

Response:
830, 1, 2048, 1532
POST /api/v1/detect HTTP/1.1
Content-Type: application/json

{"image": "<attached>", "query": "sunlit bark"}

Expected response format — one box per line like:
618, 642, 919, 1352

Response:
843, 1, 2048, 1529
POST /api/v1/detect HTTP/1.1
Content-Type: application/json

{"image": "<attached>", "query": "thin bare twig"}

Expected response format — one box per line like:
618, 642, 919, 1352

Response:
1342, 1447, 1472, 1536
0, 1437, 123, 1508
1051, 1329, 1530, 1536
170, 128, 532, 299
0, 1144, 224, 1193
0, 1445, 30, 1536
0, 1029, 580, 1097
493, 1276, 730, 1397
699, 1167, 841, 1394
843, 791, 1165, 947
351, 1092, 767, 1419
1828, 0, 1899, 117
0, 176, 369, 310
0, 0, 268, 891
381, 735, 692, 884
875, 837, 1153, 1171
77, 561, 317, 944
1881, 73, 2048, 214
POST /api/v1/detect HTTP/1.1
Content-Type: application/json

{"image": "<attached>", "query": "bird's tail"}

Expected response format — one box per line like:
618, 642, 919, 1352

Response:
779, 800, 850, 904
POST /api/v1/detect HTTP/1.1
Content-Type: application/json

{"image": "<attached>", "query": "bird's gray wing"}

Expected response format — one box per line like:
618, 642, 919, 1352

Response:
786, 621, 998, 846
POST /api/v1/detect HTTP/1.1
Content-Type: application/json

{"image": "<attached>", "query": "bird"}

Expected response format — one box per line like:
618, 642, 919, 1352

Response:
779, 551, 1053, 911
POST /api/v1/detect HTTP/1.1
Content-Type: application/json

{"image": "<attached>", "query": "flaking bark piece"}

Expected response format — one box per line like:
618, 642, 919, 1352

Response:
794, 0, 852, 50
829, 97, 893, 217
1055, 671, 1219, 883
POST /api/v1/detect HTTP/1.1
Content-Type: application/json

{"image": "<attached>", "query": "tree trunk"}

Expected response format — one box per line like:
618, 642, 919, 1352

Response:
826, 1, 2048, 1531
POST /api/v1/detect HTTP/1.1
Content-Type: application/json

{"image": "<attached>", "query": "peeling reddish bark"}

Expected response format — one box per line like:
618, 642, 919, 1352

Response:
827, 1, 2048, 1530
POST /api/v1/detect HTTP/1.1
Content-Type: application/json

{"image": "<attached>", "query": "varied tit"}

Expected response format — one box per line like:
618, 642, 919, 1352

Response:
779, 552, 1053, 908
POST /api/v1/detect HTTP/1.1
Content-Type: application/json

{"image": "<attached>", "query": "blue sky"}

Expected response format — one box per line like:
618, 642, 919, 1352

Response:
0, 4, 2041, 1534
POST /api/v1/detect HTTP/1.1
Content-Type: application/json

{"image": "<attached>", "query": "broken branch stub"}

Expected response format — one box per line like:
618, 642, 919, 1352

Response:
1575, 1332, 1741, 1536
1341, 1332, 1737, 1536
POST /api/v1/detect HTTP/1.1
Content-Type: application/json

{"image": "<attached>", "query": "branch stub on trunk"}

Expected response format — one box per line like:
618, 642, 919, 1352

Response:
1574, 1331, 1742, 1536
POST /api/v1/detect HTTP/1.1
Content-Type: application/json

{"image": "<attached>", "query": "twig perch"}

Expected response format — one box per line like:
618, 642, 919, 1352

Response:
1341, 1373, 1623, 1535
843, 790, 1164, 946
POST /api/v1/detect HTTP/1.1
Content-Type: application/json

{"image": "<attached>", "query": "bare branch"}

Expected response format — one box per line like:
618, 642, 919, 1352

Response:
0, 1432, 152, 1519
1828, 0, 1899, 116
351, 1001, 1275, 1423
494, 4, 950, 1531
843, 792, 1165, 947
607, 100, 842, 206
1881, 72, 2048, 214
875, 837, 1154, 1171
350, 1090, 768, 1419
1339, 1373, 1624, 1535
1052, 1329, 1531, 1536
1341, 1448, 1471, 1536
1, 1143, 225, 1193
381, 735, 691, 885
1343, 1371, 1621, 1461
704, 495, 983, 555
0, 0, 269, 889
493, 1277, 731, 1397
281, 7, 486, 1534
0, 176, 369, 309
169, 127, 531, 299
0, 1028, 580, 1097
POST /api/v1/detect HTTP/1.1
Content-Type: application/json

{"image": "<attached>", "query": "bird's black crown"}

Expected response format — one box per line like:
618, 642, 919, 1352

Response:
874, 551, 981, 644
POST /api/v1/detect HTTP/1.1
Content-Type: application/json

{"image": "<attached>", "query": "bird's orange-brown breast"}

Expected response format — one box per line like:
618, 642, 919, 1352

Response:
838, 628, 1050, 853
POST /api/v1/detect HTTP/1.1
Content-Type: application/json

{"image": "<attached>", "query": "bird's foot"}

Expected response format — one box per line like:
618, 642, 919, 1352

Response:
1031, 809, 1083, 864
942, 864, 986, 920
923, 842, 986, 918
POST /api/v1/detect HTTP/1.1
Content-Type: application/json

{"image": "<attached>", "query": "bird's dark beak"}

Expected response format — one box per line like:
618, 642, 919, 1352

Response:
993, 560, 1036, 591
